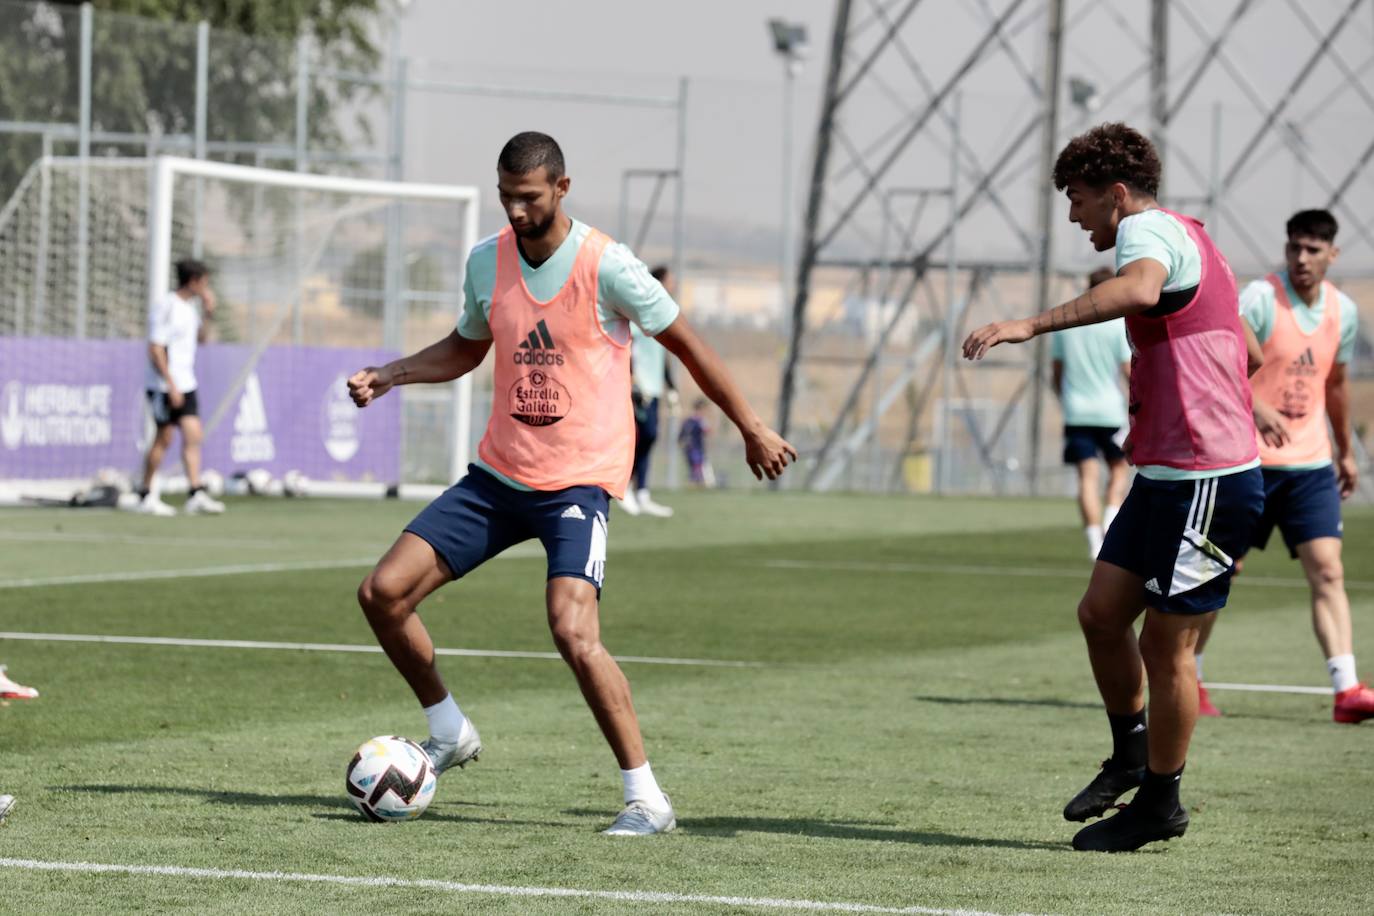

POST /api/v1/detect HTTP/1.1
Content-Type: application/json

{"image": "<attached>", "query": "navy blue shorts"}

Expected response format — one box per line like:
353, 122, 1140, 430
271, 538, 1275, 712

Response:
404, 466, 611, 592
1097, 468, 1264, 615
1249, 466, 1343, 558
1063, 425, 1125, 464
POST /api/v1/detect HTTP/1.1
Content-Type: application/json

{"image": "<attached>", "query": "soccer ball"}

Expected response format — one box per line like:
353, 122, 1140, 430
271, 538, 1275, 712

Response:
201, 469, 224, 498
282, 469, 310, 498
345, 735, 436, 822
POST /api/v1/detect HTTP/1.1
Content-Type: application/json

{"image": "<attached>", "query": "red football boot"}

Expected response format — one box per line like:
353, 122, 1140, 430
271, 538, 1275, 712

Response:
1333, 682, 1374, 724
1197, 682, 1221, 717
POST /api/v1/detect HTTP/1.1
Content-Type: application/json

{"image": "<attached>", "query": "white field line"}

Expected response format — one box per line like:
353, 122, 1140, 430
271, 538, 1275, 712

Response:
0, 858, 1034, 916
1203, 681, 1333, 696
0, 530, 310, 549
758, 559, 1374, 591
0, 631, 766, 669
0, 558, 379, 589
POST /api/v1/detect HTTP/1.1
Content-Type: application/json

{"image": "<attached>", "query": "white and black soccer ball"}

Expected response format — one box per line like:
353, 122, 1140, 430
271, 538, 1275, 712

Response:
244, 467, 273, 496
282, 469, 310, 498
345, 735, 436, 823
201, 469, 225, 498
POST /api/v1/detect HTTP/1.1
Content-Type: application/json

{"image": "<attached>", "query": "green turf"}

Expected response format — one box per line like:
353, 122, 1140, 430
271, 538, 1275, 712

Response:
1, 493, 1372, 915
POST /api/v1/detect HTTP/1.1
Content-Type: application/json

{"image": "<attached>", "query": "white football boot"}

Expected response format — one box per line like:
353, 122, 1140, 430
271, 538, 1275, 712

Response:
419, 719, 482, 775
603, 795, 676, 836
636, 489, 674, 518
617, 488, 642, 516
0, 795, 14, 822
0, 666, 37, 700
137, 493, 176, 517
185, 489, 226, 515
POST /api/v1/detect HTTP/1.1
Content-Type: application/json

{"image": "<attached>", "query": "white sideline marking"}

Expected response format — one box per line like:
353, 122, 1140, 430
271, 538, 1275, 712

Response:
0, 530, 306, 549
0, 632, 766, 669
0, 858, 1029, 916
1204, 681, 1333, 696
0, 558, 379, 589
759, 559, 1374, 591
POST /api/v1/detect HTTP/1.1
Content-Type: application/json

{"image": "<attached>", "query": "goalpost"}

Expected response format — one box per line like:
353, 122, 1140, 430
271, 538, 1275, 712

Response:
1, 154, 481, 493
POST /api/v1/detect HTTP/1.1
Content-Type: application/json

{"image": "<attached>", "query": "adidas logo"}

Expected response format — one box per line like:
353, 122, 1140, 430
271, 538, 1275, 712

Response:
231, 372, 275, 463
1145, 578, 1163, 595
514, 319, 565, 366
560, 505, 586, 520
1129, 723, 1147, 734
1293, 347, 1316, 367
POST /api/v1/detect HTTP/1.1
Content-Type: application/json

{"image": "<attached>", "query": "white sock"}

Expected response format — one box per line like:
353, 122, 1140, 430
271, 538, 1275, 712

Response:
1327, 654, 1359, 693
1194, 653, 1205, 683
423, 693, 468, 743
1103, 504, 1120, 531
638, 488, 652, 503
620, 761, 669, 810
1085, 525, 1104, 557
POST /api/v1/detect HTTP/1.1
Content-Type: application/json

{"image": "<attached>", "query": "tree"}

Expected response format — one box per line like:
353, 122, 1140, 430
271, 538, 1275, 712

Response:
0, 0, 391, 199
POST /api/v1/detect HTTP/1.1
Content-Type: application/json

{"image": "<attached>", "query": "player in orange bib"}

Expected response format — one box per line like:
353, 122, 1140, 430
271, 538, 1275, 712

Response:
348, 132, 796, 835
1192, 209, 1373, 723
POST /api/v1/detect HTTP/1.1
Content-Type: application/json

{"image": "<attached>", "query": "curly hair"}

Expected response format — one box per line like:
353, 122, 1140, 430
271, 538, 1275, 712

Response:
1053, 123, 1161, 197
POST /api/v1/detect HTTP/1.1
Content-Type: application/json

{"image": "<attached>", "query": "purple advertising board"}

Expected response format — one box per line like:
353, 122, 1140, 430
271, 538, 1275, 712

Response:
1, 337, 402, 482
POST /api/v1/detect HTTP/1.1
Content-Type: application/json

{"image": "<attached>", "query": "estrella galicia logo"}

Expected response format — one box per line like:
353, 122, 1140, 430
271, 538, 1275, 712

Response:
509, 367, 571, 427
514, 319, 565, 366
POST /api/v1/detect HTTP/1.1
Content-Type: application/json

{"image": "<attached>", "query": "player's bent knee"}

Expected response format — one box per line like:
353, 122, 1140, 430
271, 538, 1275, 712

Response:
1311, 560, 1344, 589
358, 569, 412, 619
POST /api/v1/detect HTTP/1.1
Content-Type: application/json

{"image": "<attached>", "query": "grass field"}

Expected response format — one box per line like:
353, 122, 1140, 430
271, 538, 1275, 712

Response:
1, 490, 1372, 915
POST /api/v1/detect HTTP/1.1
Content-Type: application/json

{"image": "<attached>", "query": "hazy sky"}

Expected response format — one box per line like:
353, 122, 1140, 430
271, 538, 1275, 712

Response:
387, 1, 1374, 276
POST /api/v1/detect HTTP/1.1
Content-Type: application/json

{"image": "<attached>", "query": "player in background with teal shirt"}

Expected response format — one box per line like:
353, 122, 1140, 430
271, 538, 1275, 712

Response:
619, 265, 679, 518
1052, 266, 1132, 558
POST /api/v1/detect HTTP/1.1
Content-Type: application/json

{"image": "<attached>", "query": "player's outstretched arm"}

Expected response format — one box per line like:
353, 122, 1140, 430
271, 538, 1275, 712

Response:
655, 316, 797, 481
962, 259, 1167, 361
349, 331, 491, 408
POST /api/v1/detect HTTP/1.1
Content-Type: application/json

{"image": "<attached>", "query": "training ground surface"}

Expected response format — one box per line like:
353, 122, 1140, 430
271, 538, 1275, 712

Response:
1, 491, 1371, 915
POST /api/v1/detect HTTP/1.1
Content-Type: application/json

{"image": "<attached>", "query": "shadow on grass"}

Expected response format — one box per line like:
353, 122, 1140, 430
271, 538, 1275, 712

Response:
55, 783, 494, 812
914, 694, 1102, 711
563, 809, 1065, 850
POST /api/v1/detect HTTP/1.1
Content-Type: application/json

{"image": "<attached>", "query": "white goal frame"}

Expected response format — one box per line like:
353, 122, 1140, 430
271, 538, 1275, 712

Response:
147, 156, 481, 484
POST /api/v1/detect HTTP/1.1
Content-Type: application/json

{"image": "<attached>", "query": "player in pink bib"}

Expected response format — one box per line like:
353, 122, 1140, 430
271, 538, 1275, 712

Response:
963, 123, 1264, 853
347, 132, 796, 836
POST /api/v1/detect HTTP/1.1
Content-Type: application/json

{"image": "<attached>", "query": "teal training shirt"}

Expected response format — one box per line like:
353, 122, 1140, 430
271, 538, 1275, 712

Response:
458, 219, 681, 489
1050, 318, 1130, 428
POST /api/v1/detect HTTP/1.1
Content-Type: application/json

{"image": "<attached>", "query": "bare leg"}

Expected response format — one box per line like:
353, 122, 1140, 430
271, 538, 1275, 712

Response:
1104, 458, 1130, 516
1296, 537, 1353, 659
1194, 611, 1217, 657
357, 533, 453, 707
1077, 560, 1147, 714
1076, 459, 1102, 528
1138, 608, 1206, 773
546, 576, 647, 770
141, 425, 176, 492
178, 416, 205, 489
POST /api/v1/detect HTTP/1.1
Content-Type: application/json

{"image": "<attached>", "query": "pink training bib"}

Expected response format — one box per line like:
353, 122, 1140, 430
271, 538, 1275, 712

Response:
477, 225, 636, 497
1124, 209, 1258, 471
1251, 274, 1341, 467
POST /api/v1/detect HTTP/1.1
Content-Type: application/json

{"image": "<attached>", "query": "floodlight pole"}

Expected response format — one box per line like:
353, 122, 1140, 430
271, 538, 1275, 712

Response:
1026, 0, 1064, 496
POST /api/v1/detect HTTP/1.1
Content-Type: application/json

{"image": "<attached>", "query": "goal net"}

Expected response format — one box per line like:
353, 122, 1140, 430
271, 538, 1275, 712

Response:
0, 155, 480, 493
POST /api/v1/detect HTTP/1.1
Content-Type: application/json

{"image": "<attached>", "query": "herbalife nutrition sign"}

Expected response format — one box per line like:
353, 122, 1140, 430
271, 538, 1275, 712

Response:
0, 339, 401, 482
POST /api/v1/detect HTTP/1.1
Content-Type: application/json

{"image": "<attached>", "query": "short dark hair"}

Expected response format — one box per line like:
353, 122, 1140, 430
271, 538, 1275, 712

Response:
1088, 267, 1114, 288
650, 265, 671, 282
1286, 209, 1338, 243
1053, 123, 1161, 198
498, 131, 565, 181
175, 258, 208, 288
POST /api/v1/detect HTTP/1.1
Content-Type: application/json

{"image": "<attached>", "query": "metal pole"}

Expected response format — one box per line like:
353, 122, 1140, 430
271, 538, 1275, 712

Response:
939, 92, 961, 493
781, 56, 796, 334
34, 135, 52, 334
1027, 0, 1064, 496
383, 55, 408, 350
293, 34, 309, 344
778, 0, 853, 441
75, 2, 92, 338
666, 77, 688, 490
1150, 0, 1168, 198
1207, 102, 1222, 235
193, 20, 208, 260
